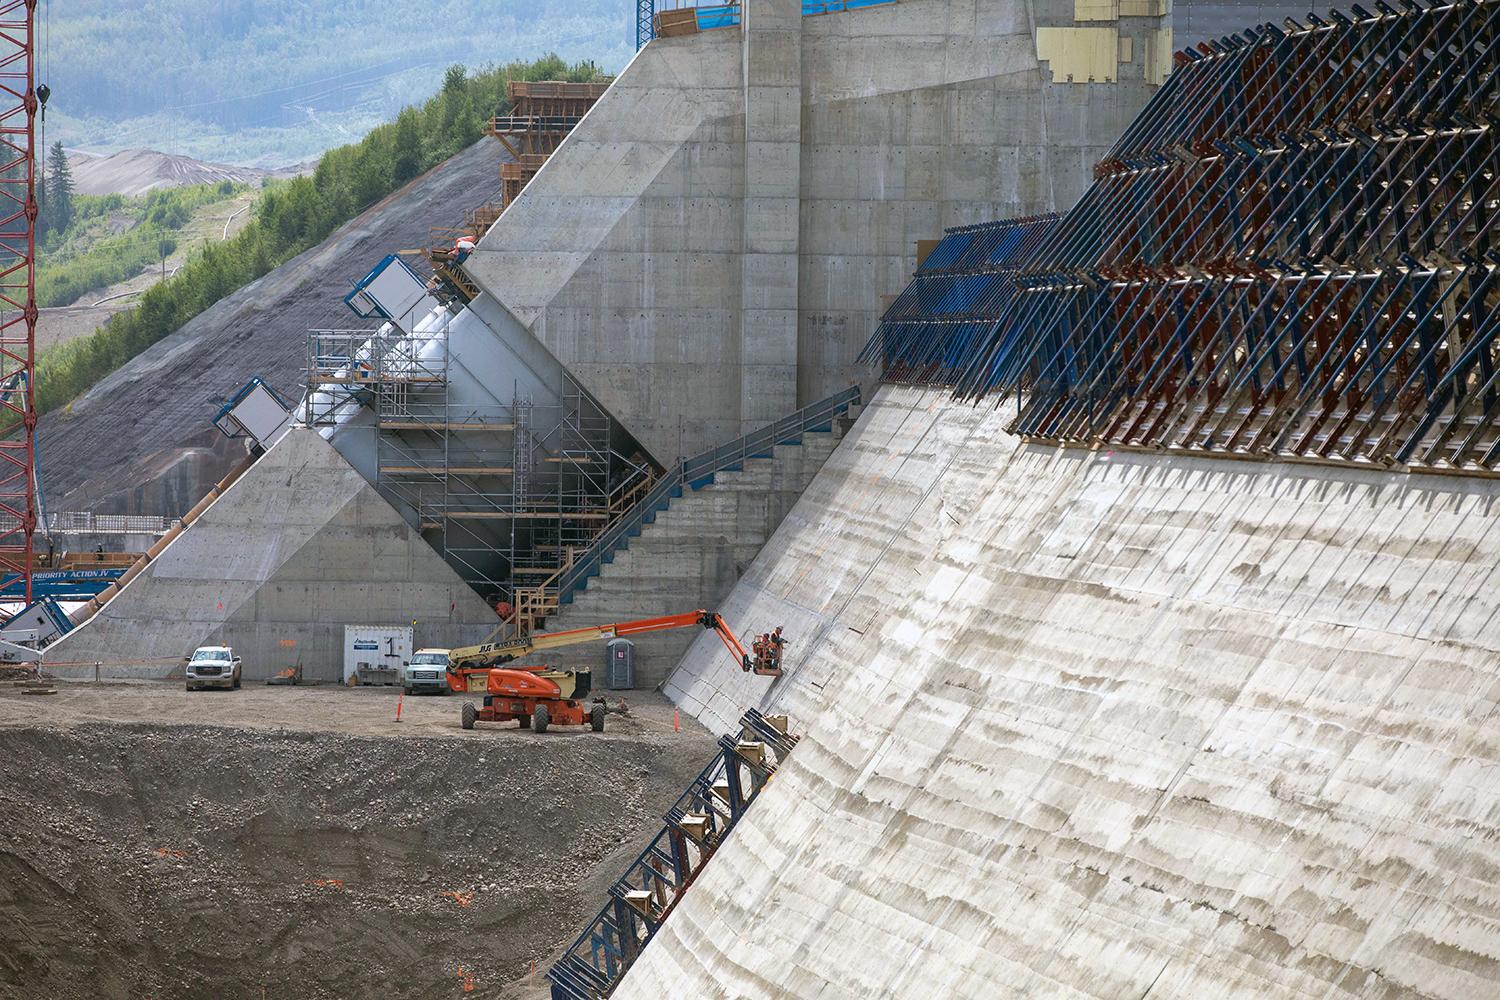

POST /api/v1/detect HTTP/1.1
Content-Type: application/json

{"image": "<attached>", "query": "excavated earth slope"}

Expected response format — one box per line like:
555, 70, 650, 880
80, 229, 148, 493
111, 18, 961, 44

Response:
0, 685, 713, 1000
39, 139, 506, 518
635, 384, 1500, 998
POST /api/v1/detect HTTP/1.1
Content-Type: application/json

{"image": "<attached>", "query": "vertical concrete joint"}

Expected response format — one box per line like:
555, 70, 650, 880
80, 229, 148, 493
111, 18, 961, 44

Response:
740, 0, 803, 432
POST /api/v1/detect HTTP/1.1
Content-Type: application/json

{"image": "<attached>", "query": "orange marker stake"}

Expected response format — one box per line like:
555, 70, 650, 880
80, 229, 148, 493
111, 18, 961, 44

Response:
395, 687, 404, 723
673, 709, 680, 732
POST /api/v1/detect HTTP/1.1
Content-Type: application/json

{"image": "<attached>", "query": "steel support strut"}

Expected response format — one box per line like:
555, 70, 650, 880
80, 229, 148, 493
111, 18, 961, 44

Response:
861, 0, 1500, 472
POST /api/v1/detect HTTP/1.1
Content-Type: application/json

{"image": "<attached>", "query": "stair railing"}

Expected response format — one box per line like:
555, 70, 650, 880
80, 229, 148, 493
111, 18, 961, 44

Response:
547, 709, 798, 999
550, 385, 860, 609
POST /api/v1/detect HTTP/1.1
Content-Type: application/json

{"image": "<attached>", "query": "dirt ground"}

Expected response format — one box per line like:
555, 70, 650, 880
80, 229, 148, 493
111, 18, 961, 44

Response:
37, 188, 260, 354
0, 681, 716, 999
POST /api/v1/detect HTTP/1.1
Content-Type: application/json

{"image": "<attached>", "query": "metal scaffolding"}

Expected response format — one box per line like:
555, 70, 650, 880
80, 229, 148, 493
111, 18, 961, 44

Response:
306, 326, 646, 607
864, 0, 1500, 472
421, 81, 610, 303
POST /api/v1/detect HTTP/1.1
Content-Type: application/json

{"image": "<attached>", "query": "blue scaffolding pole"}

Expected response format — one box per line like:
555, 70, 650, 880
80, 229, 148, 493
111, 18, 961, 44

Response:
637, 0, 654, 48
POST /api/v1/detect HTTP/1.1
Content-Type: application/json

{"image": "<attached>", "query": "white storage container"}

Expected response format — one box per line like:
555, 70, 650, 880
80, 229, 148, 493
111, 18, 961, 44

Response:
343, 625, 413, 685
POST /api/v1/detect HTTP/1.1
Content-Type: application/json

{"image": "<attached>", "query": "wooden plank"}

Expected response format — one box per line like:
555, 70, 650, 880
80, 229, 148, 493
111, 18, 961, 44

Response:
382, 466, 515, 476
654, 8, 700, 35
377, 422, 516, 432
445, 512, 610, 520
307, 375, 443, 385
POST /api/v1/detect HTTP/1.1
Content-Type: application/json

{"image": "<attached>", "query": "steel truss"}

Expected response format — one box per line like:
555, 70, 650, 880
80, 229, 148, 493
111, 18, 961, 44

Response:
865, 0, 1500, 471
0, 0, 36, 601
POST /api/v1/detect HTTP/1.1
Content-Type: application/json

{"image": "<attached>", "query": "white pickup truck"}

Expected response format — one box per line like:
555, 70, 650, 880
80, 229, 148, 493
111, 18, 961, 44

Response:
185, 645, 242, 691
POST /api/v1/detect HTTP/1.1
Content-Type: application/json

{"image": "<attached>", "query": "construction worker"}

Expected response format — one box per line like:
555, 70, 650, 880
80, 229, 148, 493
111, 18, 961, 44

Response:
766, 626, 786, 670
452, 236, 476, 264
495, 598, 515, 621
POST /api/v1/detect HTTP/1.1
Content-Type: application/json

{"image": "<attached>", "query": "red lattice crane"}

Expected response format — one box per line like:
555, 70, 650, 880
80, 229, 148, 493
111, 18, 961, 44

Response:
0, 0, 37, 603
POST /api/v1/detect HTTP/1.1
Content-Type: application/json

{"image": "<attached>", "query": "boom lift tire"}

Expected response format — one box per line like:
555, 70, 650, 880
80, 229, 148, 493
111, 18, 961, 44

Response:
518, 714, 532, 730
533, 704, 550, 734
461, 702, 477, 730
590, 704, 606, 732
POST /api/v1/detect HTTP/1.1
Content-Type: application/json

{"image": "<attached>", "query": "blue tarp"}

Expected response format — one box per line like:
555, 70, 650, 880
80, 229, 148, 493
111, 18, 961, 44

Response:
686, 0, 896, 31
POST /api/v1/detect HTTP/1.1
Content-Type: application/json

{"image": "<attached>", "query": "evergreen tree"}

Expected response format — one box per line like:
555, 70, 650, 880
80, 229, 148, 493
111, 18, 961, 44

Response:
390, 108, 422, 185
44, 141, 74, 235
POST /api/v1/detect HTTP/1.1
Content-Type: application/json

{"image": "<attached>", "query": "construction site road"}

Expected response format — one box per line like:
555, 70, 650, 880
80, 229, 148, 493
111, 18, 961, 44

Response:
0, 681, 714, 1000
0, 679, 687, 741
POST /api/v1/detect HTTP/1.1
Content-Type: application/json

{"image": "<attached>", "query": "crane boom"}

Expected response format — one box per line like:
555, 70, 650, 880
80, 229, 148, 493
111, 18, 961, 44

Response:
448, 609, 784, 676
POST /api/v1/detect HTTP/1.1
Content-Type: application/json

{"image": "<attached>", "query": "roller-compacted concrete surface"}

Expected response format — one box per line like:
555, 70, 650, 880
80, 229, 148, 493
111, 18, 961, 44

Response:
645, 386, 1500, 999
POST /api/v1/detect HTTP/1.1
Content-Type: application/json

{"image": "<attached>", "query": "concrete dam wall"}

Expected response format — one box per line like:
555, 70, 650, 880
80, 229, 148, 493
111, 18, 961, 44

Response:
466, 0, 1168, 461
631, 384, 1500, 997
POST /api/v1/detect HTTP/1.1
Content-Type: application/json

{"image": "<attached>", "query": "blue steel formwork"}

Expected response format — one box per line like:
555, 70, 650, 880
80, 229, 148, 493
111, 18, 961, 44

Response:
861, 215, 1063, 387
547, 710, 799, 999
864, 0, 1500, 471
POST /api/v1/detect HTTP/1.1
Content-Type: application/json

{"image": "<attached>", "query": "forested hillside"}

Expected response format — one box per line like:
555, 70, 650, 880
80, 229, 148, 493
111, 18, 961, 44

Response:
37, 55, 606, 413
48, 1, 629, 165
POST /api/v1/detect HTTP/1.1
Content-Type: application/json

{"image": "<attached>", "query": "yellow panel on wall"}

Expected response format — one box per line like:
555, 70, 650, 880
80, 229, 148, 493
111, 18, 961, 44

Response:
1073, 0, 1118, 21
1036, 26, 1121, 84
1146, 26, 1174, 84
1120, 0, 1168, 15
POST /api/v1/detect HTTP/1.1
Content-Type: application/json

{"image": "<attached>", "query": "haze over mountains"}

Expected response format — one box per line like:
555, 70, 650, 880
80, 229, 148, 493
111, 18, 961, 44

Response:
47, 0, 628, 167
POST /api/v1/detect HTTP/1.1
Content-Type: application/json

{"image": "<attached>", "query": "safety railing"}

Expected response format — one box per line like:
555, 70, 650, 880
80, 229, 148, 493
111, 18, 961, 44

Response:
8, 512, 183, 537
551, 385, 859, 609
548, 710, 798, 1000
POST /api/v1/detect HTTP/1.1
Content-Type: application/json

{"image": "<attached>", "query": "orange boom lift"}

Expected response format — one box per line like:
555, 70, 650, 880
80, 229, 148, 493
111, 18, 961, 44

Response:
447, 610, 785, 734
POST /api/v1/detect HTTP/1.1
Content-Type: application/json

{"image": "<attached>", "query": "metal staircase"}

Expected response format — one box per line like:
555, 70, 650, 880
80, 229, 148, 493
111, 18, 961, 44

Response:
543, 386, 860, 615
547, 709, 799, 999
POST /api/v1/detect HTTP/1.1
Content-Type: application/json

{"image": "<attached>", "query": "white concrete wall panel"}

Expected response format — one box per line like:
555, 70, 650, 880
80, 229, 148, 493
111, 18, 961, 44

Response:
45, 429, 498, 681
634, 386, 1500, 998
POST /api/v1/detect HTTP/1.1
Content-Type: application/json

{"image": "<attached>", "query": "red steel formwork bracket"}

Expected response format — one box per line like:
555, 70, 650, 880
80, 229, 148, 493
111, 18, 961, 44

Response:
0, 0, 38, 602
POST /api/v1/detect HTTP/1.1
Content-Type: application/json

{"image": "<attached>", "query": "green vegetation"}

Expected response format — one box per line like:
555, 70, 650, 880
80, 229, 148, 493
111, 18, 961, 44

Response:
50, 1, 629, 166
41, 141, 76, 236
37, 176, 247, 308
37, 55, 607, 414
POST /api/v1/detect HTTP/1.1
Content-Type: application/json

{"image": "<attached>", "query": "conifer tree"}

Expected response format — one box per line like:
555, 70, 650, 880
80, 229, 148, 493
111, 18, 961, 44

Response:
44, 141, 74, 235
